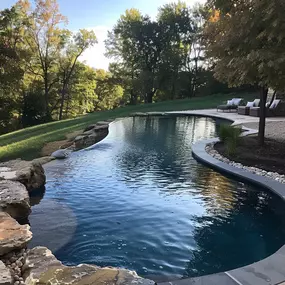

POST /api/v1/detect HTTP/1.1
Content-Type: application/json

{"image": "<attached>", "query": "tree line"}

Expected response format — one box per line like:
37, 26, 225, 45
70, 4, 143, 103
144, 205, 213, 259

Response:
1, 0, 266, 135
0, 0, 124, 134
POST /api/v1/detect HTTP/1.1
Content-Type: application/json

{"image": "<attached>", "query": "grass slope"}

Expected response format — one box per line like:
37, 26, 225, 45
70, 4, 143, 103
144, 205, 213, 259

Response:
0, 92, 257, 161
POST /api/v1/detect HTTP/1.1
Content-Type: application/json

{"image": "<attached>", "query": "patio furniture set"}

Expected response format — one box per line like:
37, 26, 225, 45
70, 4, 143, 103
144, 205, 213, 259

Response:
217, 98, 285, 117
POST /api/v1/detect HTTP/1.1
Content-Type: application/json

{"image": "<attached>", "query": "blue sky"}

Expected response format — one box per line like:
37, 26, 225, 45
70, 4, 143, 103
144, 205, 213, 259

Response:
1, 0, 204, 70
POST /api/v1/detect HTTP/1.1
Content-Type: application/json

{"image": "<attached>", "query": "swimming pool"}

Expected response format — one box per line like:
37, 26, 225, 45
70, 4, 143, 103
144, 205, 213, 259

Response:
29, 116, 285, 281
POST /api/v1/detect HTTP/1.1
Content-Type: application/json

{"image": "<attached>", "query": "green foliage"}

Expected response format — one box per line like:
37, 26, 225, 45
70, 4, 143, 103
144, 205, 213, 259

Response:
218, 124, 242, 157
204, 0, 285, 144
21, 88, 48, 127
0, 0, 257, 136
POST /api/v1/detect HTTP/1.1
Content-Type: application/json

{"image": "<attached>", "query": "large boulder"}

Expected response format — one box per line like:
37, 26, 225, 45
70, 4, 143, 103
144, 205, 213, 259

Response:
23, 247, 155, 285
0, 212, 32, 256
51, 149, 69, 159
0, 159, 46, 192
0, 261, 12, 285
0, 180, 31, 219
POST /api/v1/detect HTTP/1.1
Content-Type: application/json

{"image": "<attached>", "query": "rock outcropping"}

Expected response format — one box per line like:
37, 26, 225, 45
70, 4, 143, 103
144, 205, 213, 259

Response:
0, 213, 32, 256
23, 247, 155, 285
74, 121, 110, 150
0, 180, 30, 219
0, 160, 46, 192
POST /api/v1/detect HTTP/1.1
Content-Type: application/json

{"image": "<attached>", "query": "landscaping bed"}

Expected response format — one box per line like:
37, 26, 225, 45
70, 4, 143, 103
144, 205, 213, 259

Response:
214, 136, 285, 175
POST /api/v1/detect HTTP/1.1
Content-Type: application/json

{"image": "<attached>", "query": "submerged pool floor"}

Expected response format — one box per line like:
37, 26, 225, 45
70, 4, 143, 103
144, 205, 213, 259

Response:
29, 116, 285, 280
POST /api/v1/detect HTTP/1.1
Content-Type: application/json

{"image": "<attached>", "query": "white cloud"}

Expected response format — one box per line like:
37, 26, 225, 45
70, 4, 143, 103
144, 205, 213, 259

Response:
79, 26, 111, 71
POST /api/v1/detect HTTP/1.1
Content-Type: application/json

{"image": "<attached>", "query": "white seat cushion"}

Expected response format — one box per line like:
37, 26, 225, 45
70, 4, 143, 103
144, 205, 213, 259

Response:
232, 98, 242, 106
246, 101, 254, 107
269, 99, 280, 109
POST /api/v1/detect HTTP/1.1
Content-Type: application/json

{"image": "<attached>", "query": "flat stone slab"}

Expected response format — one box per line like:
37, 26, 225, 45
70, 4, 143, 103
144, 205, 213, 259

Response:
0, 180, 31, 219
23, 247, 155, 285
0, 212, 32, 256
0, 159, 46, 192
0, 260, 12, 285
130, 112, 148, 116
145, 112, 166, 116
158, 273, 237, 285
95, 121, 110, 126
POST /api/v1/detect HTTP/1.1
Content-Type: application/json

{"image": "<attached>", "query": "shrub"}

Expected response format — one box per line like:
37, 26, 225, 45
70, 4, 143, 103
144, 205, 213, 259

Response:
218, 124, 242, 157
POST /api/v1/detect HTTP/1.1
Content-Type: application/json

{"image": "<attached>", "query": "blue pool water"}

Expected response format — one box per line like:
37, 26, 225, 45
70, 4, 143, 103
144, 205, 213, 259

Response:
29, 116, 285, 280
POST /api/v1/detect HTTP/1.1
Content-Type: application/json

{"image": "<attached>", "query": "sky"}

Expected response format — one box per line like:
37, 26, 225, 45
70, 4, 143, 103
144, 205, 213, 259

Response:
0, 0, 205, 70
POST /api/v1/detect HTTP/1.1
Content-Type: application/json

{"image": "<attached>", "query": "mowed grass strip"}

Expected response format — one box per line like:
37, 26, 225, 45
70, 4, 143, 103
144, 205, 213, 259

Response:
0, 92, 257, 161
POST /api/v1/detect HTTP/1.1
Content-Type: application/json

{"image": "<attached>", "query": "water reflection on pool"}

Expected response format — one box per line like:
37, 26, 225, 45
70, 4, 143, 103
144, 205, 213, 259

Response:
29, 116, 285, 280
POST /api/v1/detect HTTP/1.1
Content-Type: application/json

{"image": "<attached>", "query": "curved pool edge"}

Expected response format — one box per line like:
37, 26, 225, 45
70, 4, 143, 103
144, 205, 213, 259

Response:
157, 111, 285, 285
183, 139, 285, 285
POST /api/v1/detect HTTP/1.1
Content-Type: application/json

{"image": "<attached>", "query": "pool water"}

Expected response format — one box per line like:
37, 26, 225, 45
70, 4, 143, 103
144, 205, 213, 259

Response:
29, 116, 285, 280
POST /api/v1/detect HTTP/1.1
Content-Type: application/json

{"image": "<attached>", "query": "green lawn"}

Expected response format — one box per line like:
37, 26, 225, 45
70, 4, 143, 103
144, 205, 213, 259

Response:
0, 92, 257, 161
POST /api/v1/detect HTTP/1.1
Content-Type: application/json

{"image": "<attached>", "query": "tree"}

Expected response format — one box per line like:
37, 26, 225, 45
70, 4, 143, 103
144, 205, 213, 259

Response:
205, 0, 285, 145
58, 29, 97, 120
18, 0, 67, 120
0, 5, 26, 133
94, 69, 124, 110
65, 63, 97, 117
105, 9, 143, 105
158, 2, 192, 99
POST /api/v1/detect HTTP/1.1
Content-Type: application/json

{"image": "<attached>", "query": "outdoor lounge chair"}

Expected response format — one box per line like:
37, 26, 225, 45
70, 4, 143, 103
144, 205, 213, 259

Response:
238, 99, 260, 115
217, 98, 243, 112
249, 99, 285, 117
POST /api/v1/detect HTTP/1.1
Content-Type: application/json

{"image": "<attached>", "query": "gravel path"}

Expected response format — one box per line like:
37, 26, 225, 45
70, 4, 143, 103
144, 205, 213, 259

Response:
242, 121, 285, 142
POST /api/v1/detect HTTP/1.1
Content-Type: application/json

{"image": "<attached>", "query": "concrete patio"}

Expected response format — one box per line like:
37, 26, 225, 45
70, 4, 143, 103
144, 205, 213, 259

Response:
166, 109, 285, 142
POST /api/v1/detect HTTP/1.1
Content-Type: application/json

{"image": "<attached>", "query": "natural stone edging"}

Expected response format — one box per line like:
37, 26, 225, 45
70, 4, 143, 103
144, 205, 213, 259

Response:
51, 120, 113, 159
205, 143, 285, 184
0, 180, 31, 220
0, 212, 32, 256
0, 160, 46, 192
22, 247, 155, 285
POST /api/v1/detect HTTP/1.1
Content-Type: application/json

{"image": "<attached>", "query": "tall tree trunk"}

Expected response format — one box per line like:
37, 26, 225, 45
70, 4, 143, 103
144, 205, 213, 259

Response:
145, 89, 156, 104
191, 58, 198, 97
65, 92, 70, 118
258, 87, 268, 146
44, 79, 51, 120
59, 88, 66, 120
130, 90, 137, 105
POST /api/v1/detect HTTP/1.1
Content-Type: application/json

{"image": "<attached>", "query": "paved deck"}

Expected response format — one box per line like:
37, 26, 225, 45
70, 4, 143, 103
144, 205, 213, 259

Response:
166, 108, 285, 126
166, 109, 285, 142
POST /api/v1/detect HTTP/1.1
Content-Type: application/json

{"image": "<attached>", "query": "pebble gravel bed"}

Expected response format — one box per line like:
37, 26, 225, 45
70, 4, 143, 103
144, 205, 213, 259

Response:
2, 248, 27, 285
206, 143, 285, 184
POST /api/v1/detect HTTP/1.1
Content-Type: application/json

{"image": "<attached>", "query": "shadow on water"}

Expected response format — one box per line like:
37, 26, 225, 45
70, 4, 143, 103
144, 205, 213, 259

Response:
29, 186, 46, 207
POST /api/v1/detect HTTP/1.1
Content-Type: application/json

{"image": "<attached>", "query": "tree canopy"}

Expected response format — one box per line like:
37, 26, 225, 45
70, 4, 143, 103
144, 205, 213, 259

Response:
204, 0, 285, 144
0, 0, 258, 135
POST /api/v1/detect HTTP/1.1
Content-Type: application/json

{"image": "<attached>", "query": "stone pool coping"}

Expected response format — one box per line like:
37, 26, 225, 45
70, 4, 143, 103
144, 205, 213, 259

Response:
156, 110, 285, 285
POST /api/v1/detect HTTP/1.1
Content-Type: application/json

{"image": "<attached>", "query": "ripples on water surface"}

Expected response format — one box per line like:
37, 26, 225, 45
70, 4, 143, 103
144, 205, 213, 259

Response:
29, 116, 285, 280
